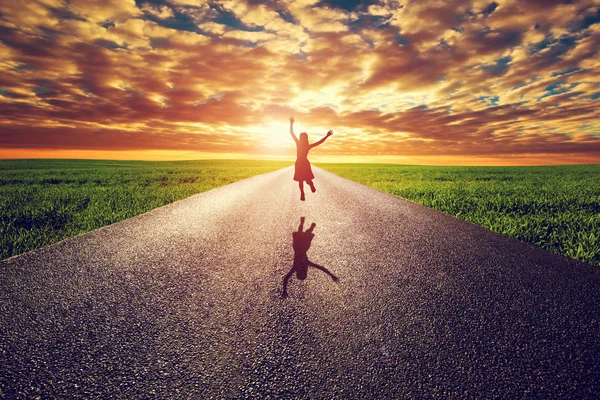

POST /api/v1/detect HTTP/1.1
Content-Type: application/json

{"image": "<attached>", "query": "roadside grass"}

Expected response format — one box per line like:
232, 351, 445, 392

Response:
316, 163, 600, 267
0, 159, 291, 260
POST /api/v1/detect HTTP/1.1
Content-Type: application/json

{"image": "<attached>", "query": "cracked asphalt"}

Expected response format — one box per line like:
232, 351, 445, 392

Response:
1, 166, 599, 399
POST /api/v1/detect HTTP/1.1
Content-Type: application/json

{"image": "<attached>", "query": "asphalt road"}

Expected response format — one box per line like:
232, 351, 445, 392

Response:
1, 166, 599, 399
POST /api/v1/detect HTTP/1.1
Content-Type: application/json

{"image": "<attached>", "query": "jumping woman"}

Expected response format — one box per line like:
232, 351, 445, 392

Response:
289, 116, 333, 201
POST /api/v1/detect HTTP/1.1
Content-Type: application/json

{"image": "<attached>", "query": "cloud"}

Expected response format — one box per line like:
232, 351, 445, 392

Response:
222, 30, 277, 42
286, 1, 351, 33
140, 3, 175, 20
198, 21, 228, 35
0, 0, 599, 163
69, 0, 142, 23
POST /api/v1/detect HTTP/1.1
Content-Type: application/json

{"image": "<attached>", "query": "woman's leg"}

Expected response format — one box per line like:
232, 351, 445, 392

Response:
299, 181, 305, 201
307, 180, 316, 193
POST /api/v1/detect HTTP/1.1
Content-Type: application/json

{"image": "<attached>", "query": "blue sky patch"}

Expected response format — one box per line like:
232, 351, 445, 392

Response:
538, 82, 580, 101
316, 0, 378, 12
212, 6, 263, 31
34, 87, 53, 96
395, 34, 410, 46
348, 13, 389, 32
481, 56, 511, 75
152, 9, 201, 33
551, 67, 581, 76
94, 39, 127, 50
276, 9, 296, 25
572, 7, 600, 31
14, 63, 34, 71
479, 95, 499, 106
482, 2, 498, 16
532, 35, 577, 55
134, 0, 165, 6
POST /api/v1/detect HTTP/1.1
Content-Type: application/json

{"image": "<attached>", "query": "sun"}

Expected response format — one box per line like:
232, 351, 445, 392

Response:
250, 120, 304, 151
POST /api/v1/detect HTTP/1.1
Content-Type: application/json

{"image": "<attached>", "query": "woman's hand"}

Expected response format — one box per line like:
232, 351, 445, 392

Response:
289, 116, 295, 124
327, 129, 333, 137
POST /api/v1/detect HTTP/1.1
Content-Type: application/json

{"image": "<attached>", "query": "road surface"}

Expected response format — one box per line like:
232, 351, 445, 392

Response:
1, 166, 599, 398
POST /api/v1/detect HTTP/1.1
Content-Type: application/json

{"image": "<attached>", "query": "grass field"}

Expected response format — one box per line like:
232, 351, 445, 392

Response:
2, 160, 599, 267
0, 159, 291, 260
317, 163, 600, 267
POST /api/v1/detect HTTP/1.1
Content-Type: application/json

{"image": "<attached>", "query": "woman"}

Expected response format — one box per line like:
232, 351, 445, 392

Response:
289, 116, 333, 201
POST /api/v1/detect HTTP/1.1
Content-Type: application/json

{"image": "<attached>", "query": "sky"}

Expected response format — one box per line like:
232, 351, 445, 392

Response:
1, 0, 599, 165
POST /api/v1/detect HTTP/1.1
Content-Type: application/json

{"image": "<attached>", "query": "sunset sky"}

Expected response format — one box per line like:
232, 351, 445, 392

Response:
1, 0, 599, 165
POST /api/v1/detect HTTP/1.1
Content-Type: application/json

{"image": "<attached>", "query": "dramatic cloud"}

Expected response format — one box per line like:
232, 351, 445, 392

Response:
1, 0, 599, 164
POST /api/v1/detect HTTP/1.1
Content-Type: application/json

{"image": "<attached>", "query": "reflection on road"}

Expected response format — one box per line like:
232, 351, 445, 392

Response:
282, 217, 338, 298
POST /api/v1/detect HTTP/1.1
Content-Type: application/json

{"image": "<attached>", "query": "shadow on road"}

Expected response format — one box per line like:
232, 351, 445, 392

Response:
282, 217, 338, 298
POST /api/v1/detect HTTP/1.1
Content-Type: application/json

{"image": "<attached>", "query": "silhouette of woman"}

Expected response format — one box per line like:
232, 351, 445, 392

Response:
289, 116, 333, 201
282, 217, 338, 298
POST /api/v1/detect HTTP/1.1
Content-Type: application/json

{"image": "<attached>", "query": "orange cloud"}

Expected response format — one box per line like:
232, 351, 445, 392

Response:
0, 0, 599, 165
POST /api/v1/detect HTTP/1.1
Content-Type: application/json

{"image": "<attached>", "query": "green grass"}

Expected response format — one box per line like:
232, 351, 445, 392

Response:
316, 163, 600, 267
3, 160, 599, 267
0, 159, 291, 260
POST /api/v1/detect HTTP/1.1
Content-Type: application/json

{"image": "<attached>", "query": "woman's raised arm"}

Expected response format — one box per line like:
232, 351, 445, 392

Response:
289, 116, 299, 144
309, 129, 333, 149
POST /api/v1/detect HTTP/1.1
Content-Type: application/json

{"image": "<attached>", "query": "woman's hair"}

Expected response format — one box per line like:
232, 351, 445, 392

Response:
299, 132, 309, 146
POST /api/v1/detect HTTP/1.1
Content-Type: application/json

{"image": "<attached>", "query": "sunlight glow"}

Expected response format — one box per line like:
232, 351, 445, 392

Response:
249, 120, 295, 151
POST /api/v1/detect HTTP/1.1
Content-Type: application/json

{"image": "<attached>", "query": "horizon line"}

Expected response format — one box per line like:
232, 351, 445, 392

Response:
1, 156, 598, 168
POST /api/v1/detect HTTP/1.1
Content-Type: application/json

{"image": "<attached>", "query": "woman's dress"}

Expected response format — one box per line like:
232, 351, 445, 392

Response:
293, 143, 314, 181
